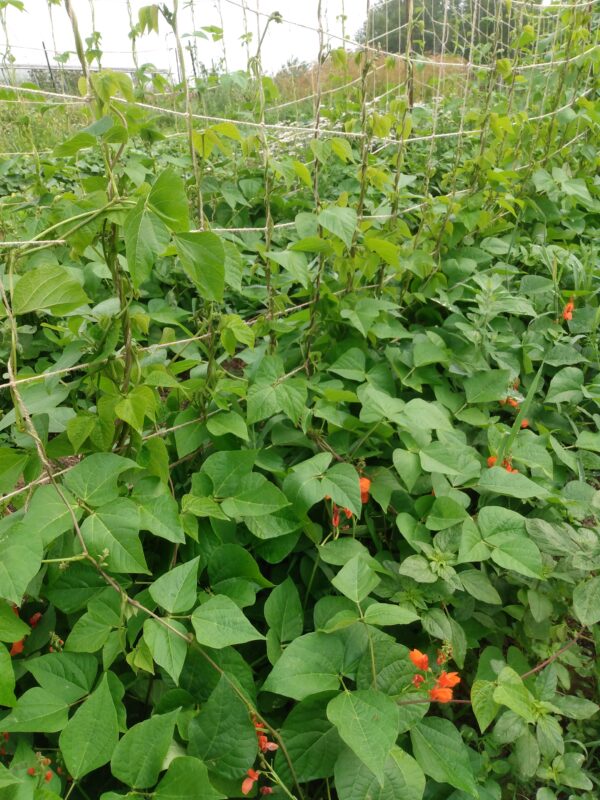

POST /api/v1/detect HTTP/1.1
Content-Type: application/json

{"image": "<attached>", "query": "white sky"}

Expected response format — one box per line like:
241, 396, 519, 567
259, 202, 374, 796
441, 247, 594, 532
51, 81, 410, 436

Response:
3, 0, 369, 76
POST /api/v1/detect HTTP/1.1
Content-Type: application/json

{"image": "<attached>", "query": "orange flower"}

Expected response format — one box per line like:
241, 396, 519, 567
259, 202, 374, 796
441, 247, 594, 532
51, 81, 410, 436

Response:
44, 771, 52, 783
562, 300, 574, 321
29, 612, 42, 627
436, 671, 461, 688
10, 640, 24, 657
27, 768, 35, 777
242, 769, 260, 796
409, 649, 429, 671
258, 734, 278, 753
359, 477, 371, 503
520, 419, 529, 429
343, 507, 352, 519
260, 789, 274, 796
412, 674, 425, 688
332, 505, 340, 527
487, 455, 497, 468
429, 686, 453, 703
507, 397, 519, 408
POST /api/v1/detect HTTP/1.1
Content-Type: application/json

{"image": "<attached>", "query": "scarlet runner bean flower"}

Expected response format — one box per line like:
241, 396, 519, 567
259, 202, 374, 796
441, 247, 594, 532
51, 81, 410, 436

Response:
29, 612, 42, 627
563, 299, 574, 321
409, 649, 429, 671
359, 476, 371, 503
242, 769, 260, 796
429, 686, 453, 703
27, 768, 35, 777
260, 789, 274, 796
412, 674, 425, 688
487, 455, 497, 468
436, 671, 461, 688
44, 771, 52, 782
9, 640, 24, 657
521, 419, 529, 429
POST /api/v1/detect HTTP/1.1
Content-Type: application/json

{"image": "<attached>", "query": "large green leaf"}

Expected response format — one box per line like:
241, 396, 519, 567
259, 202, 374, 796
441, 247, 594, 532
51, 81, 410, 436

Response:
111, 709, 178, 789
63, 453, 138, 507
191, 595, 264, 648
464, 369, 511, 403
26, 652, 97, 703
124, 198, 170, 290
0, 522, 42, 605
262, 632, 344, 700
175, 231, 225, 301
221, 473, 290, 518
331, 555, 380, 604
1, 687, 69, 733
148, 168, 190, 232
327, 689, 399, 785
334, 746, 425, 800
410, 717, 478, 797
274, 692, 344, 784
188, 675, 257, 779
318, 206, 357, 247
573, 576, 600, 626
81, 499, 149, 574
143, 619, 188, 684
154, 757, 225, 800
12, 266, 89, 315
477, 467, 549, 499
59, 674, 118, 779
149, 558, 200, 614
493, 667, 537, 723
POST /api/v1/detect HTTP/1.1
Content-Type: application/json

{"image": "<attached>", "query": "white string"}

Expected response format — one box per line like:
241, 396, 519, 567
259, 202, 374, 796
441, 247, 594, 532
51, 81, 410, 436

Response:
0, 239, 66, 247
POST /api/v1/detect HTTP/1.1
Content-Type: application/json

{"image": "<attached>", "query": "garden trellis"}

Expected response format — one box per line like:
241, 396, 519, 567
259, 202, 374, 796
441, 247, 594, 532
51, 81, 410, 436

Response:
0, 0, 599, 798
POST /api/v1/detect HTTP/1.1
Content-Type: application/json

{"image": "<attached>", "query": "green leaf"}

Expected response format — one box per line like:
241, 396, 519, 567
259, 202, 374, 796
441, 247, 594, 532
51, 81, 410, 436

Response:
334, 746, 425, 800
0, 523, 42, 605
464, 369, 511, 403
149, 558, 200, 614
206, 411, 248, 441
202, 450, 256, 497
546, 367, 584, 404
81, 499, 149, 574
321, 463, 362, 518
221, 473, 290, 518
0, 644, 16, 707
124, 198, 170, 290
573, 576, 600, 626
471, 680, 499, 732
0, 600, 30, 642
63, 453, 138, 507
410, 718, 478, 797
477, 467, 549, 499
317, 206, 357, 247
111, 710, 178, 789
331, 555, 380, 604
59, 674, 118, 779
489, 534, 543, 579
115, 386, 156, 434
363, 603, 419, 626
26, 652, 97, 703
154, 757, 225, 800
12, 266, 89, 315
143, 619, 188, 684
327, 689, 399, 785
264, 578, 303, 645
148, 169, 190, 232
274, 692, 344, 784
25, 484, 82, 547
191, 595, 264, 648
175, 232, 225, 302
262, 632, 344, 700
459, 570, 502, 604
188, 675, 257, 779
1, 687, 69, 732
139, 495, 185, 544
493, 667, 537, 723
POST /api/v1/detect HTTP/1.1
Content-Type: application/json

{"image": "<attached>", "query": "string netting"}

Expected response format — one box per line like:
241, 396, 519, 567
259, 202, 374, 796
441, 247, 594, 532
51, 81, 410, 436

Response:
0, 0, 599, 504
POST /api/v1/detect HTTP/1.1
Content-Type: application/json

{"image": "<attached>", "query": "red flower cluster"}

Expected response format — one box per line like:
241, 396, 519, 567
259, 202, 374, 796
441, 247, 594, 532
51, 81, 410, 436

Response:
563, 299, 574, 321
9, 608, 44, 658
242, 769, 260, 796
409, 650, 461, 703
502, 458, 518, 474
332, 504, 353, 528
